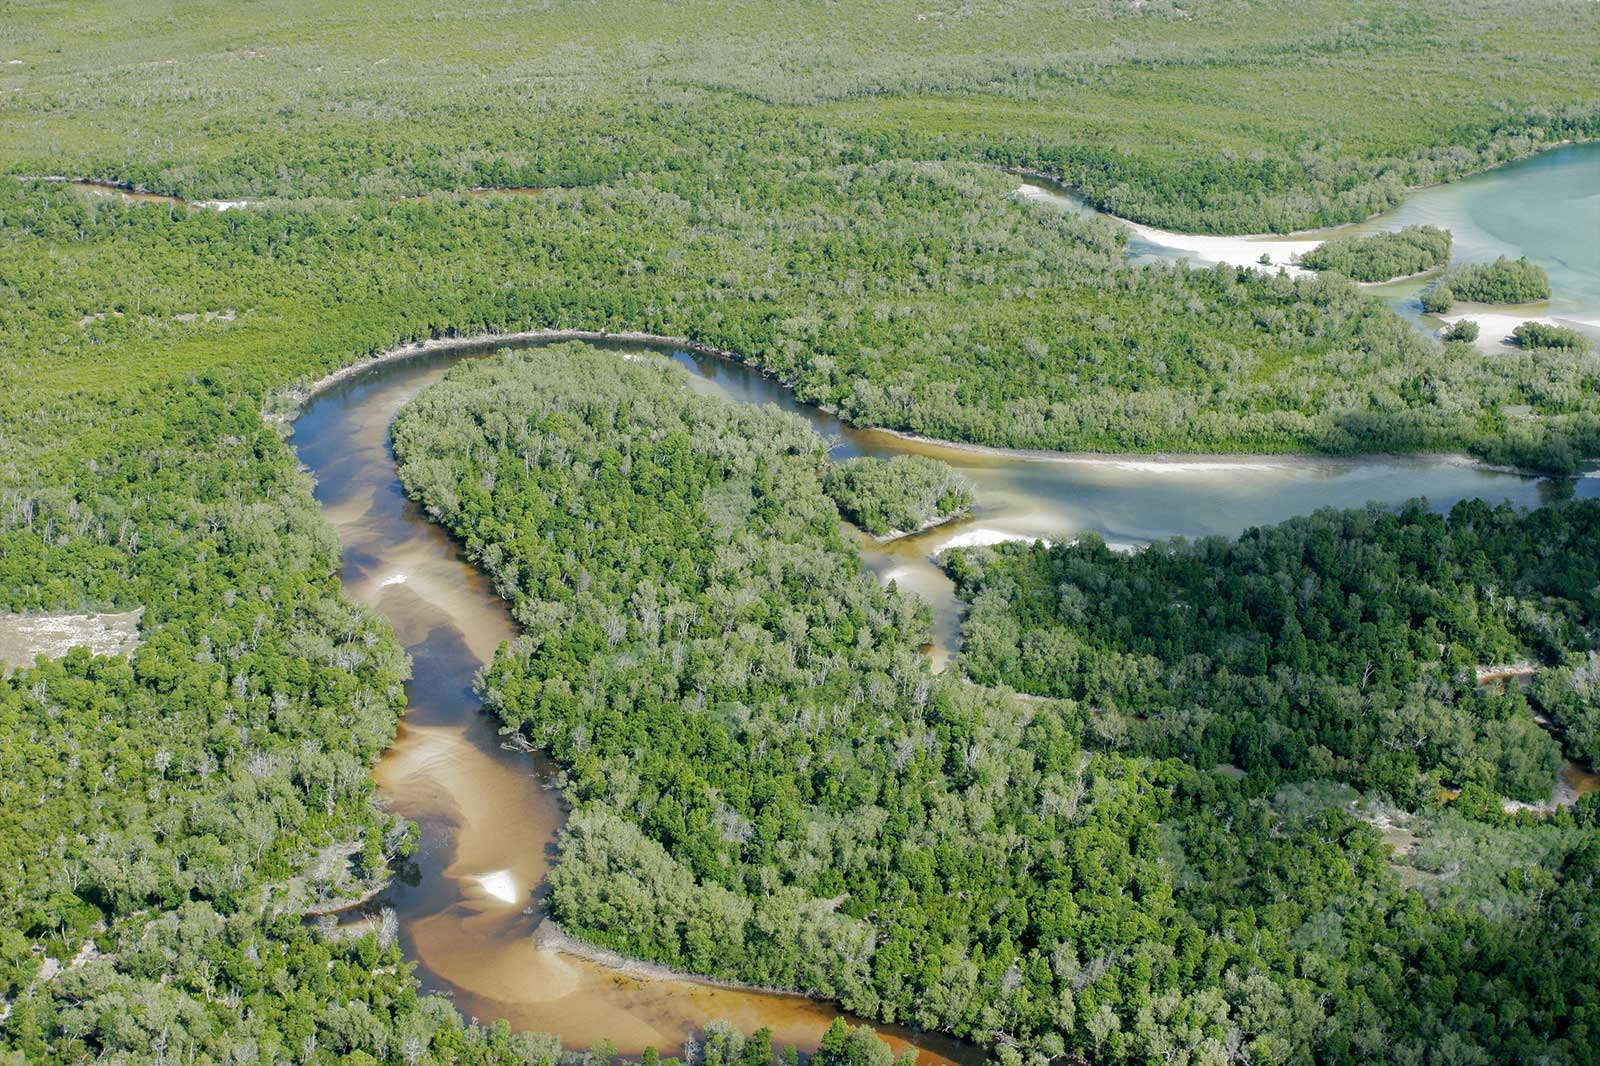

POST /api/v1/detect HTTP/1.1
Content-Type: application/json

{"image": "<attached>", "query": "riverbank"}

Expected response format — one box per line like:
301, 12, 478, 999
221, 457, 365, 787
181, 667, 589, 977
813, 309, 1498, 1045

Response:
15, 175, 250, 210
870, 425, 1561, 480
271, 328, 1576, 481
870, 509, 971, 543
1359, 265, 1448, 287
267, 329, 751, 424
1437, 310, 1600, 351
531, 920, 821, 1000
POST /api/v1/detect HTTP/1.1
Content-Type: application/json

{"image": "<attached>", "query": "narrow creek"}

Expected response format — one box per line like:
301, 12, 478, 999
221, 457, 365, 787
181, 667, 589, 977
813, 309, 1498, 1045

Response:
289, 328, 1588, 1059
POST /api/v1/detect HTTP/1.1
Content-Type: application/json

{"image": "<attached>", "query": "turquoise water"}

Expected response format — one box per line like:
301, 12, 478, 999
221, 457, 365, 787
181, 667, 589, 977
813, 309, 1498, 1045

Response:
1022, 142, 1600, 332
1362, 142, 1599, 321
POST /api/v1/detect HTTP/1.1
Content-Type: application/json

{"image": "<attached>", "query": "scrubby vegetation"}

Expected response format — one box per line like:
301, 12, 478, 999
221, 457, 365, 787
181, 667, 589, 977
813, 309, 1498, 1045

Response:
3, 0, 1597, 1061
1514, 321, 1593, 352
1442, 319, 1481, 342
823, 456, 975, 536
393, 349, 1600, 1064
1298, 226, 1452, 282
1423, 256, 1554, 312
4, 173, 1597, 472
5, 1, 1597, 234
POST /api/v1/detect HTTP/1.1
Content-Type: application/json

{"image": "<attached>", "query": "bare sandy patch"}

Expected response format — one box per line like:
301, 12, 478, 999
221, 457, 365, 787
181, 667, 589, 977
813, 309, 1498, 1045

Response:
0, 607, 143, 671
1437, 311, 1600, 351
1014, 182, 1321, 273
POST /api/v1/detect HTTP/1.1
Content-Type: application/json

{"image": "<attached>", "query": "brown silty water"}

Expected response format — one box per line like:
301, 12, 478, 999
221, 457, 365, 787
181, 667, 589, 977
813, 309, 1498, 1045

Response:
289, 341, 978, 1061
290, 333, 1578, 1059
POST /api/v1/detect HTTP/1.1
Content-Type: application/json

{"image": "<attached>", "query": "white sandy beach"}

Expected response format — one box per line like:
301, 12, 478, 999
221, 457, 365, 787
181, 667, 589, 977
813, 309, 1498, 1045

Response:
1015, 182, 1322, 274
1436, 311, 1600, 351
1115, 216, 1323, 275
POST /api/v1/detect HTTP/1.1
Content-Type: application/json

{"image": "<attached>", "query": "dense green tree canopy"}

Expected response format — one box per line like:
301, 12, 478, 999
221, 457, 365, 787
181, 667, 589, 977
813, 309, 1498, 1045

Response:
1297, 226, 1451, 282
1422, 256, 1554, 312
393, 348, 1600, 1064
2, 1, 1597, 1061
822, 456, 975, 537
944, 500, 1600, 799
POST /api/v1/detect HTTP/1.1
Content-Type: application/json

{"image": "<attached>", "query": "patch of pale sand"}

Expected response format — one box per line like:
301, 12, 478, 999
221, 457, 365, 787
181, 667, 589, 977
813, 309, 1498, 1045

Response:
1025, 455, 1298, 474
0, 608, 143, 670
473, 869, 521, 904
1438, 311, 1600, 351
934, 527, 1051, 552
1013, 182, 1318, 273
1118, 218, 1321, 275
377, 572, 408, 587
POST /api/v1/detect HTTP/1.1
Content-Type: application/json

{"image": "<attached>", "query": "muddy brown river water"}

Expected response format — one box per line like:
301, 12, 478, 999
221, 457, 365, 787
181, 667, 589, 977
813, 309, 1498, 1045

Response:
289, 332, 1587, 1057
290, 341, 980, 1061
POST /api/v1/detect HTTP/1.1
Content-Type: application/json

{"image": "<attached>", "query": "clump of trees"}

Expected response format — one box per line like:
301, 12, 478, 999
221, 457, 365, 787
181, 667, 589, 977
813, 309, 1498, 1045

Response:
1422, 256, 1552, 312
1298, 225, 1451, 282
822, 455, 974, 536
1513, 321, 1592, 352
1442, 319, 1481, 342
1532, 655, 1600, 770
944, 500, 1600, 801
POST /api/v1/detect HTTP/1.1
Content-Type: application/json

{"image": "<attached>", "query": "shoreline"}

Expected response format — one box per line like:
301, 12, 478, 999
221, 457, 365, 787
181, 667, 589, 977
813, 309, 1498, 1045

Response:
1436, 309, 1600, 350
869, 509, 971, 543
15, 175, 249, 210
266, 329, 751, 423
870, 424, 1552, 478
303, 877, 392, 918
268, 328, 1573, 479
1359, 264, 1447, 288
1007, 137, 1588, 240
531, 920, 819, 1001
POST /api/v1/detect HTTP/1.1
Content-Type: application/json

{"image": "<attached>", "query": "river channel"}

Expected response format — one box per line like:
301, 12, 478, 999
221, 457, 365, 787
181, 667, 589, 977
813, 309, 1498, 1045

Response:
290, 328, 1583, 1059
284, 140, 1598, 1061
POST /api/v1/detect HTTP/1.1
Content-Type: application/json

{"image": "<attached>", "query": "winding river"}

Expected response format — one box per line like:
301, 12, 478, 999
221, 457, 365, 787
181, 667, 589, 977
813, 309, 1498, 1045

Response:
287, 143, 1597, 1059
290, 334, 1574, 1059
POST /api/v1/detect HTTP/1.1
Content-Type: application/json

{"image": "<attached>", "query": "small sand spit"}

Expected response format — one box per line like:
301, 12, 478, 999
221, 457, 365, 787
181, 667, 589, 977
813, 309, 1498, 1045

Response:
1437, 311, 1600, 351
